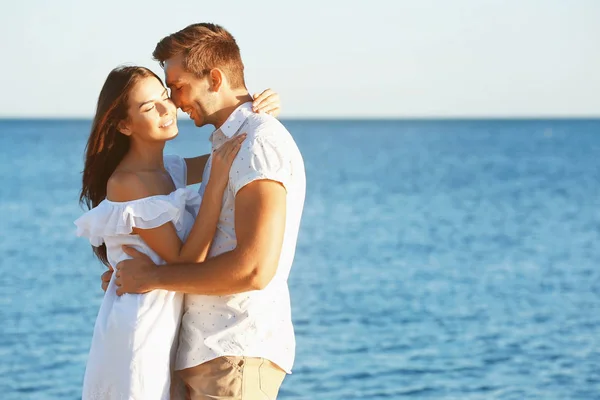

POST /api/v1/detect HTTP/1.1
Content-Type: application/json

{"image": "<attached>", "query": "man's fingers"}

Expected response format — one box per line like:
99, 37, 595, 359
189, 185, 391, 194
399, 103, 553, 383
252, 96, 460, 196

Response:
122, 246, 145, 258
101, 269, 113, 292
101, 270, 113, 282
116, 288, 123, 296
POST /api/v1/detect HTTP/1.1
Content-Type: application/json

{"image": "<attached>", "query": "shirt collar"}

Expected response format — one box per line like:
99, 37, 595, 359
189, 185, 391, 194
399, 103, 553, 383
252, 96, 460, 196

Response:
209, 101, 253, 143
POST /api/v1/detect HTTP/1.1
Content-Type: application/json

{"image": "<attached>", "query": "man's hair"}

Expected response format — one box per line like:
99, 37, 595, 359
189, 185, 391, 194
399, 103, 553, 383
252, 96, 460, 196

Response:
153, 23, 246, 89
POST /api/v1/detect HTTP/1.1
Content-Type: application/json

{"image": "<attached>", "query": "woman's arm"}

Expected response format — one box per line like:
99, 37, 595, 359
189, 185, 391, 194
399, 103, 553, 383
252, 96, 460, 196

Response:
183, 89, 281, 186
133, 180, 223, 264
110, 134, 246, 264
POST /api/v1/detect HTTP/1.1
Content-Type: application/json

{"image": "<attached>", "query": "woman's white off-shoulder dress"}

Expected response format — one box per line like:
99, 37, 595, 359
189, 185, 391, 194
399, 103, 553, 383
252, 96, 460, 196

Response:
74, 155, 199, 400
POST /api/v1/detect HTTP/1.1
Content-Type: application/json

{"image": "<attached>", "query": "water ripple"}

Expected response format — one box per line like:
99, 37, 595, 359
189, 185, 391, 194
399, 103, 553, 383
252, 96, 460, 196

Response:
2, 119, 600, 399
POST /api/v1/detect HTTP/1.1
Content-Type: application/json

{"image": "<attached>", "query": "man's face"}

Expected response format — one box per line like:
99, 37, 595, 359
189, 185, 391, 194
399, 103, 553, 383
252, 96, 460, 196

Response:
164, 60, 216, 127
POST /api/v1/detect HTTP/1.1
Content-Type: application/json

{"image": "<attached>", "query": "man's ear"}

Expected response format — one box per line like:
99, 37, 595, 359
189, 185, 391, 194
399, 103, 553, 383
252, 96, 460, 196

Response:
118, 119, 132, 136
209, 68, 224, 92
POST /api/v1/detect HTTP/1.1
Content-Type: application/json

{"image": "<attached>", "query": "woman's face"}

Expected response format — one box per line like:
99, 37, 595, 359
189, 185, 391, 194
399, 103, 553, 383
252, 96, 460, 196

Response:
119, 76, 178, 142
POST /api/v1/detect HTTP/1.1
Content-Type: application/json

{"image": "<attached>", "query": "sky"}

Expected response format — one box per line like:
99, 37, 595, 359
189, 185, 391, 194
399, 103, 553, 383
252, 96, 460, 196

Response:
2, 0, 599, 118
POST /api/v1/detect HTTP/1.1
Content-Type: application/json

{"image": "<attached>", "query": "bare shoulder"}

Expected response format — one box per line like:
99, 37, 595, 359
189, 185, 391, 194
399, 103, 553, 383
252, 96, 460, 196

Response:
106, 171, 154, 202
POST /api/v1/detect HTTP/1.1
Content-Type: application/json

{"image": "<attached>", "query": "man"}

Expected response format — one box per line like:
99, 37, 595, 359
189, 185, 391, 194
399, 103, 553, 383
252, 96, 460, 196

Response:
107, 23, 305, 399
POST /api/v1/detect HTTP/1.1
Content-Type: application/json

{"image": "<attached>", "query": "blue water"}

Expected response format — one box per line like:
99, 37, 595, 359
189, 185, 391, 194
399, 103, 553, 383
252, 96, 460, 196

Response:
1, 119, 600, 399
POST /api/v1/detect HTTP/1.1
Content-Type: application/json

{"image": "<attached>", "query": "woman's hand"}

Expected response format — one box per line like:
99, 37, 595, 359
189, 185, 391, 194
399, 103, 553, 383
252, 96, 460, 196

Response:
208, 134, 247, 191
252, 89, 281, 117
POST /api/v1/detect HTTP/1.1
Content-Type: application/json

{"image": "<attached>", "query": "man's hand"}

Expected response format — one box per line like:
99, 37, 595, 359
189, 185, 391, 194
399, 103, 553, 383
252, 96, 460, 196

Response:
114, 246, 158, 296
101, 265, 113, 292
252, 89, 280, 117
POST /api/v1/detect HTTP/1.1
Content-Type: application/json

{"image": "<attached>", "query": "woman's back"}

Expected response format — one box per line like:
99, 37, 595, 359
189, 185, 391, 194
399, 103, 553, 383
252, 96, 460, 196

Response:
75, 155, 198, 400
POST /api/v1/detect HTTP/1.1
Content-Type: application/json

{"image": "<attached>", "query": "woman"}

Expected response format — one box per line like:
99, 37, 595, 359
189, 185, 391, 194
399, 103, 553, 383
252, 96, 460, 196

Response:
74, 66, 280, 399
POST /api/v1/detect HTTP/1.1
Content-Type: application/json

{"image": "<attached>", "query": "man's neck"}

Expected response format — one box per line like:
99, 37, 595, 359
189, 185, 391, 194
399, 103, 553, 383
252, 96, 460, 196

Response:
212, 92, 253, 129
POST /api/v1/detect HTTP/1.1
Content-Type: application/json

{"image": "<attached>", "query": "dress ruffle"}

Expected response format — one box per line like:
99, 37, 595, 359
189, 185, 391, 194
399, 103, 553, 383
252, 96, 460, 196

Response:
74, 188, 201, 246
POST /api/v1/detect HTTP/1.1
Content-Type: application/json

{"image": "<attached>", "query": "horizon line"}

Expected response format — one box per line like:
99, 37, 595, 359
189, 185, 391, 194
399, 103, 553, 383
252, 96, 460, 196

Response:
1, 115, 600, 121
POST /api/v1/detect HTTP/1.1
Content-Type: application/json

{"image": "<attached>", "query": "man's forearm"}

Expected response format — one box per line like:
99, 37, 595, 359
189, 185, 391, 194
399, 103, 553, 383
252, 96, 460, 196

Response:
152, 248, 261, 295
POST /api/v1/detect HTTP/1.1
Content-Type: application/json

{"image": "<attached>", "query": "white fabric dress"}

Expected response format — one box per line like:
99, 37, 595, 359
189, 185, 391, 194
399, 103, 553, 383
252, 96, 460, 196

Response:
74, 155, 199, 400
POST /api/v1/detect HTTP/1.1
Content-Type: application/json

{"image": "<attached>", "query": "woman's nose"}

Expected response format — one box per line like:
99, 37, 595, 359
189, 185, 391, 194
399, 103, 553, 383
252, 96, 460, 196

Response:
157, 101, 171, 116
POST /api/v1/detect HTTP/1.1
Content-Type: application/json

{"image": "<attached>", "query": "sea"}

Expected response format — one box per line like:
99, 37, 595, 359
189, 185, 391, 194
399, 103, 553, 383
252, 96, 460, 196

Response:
1, 119, 600, 399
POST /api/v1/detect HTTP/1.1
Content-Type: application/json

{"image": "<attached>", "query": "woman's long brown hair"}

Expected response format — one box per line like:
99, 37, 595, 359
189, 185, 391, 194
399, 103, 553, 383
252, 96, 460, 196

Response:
79, 66, 162, 266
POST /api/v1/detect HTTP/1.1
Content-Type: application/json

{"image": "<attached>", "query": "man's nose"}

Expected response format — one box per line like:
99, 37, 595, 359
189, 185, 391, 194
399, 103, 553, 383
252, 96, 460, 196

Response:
170, 92, 182, 109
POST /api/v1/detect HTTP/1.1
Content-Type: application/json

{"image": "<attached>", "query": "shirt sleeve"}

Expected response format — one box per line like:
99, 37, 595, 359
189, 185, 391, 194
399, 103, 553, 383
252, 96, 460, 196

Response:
229, 135, 291, 197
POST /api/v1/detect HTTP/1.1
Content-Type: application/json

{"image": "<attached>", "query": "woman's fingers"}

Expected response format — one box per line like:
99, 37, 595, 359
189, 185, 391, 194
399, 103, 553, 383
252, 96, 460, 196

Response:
256, 96, 278, 111
215, 134, 246, 162
208, 134, 247, 188
226, 134, 246, 150
252, 89, 275, 110
253, 89, 280, 116
222, 135, 245, 160
225, 139, 243, 160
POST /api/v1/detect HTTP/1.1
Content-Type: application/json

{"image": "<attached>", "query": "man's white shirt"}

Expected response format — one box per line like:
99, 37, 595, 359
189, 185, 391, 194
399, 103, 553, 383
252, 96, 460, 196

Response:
176, 102, 306, 373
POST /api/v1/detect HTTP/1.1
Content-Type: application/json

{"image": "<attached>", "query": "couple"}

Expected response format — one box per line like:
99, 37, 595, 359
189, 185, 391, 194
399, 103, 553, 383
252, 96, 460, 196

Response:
74, 22, 306, 400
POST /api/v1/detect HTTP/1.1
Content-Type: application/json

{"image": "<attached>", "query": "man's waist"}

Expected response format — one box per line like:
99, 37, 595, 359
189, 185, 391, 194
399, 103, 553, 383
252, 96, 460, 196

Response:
183, 293, 290, 318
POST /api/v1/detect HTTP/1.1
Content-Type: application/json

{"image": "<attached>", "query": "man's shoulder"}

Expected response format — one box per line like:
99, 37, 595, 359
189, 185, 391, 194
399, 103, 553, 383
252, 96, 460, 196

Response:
245, 112, 288, 136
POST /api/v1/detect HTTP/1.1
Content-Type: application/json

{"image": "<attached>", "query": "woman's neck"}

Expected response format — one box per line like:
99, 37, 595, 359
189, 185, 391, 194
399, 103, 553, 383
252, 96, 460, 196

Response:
121, 139, 166, 171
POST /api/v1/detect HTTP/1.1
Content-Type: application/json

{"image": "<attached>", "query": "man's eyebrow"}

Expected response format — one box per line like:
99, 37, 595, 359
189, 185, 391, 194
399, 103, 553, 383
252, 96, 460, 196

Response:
166, 79, 181, 87
138, 89, 168, 109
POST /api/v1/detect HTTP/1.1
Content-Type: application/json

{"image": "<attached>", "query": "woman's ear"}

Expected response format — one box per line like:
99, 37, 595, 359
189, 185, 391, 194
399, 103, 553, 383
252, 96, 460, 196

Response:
117, 120, 132, 136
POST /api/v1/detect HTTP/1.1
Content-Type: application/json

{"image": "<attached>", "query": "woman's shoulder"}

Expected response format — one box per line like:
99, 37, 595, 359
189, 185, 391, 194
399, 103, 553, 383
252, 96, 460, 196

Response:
106, 170, 153, 203
74, 188, 200, 246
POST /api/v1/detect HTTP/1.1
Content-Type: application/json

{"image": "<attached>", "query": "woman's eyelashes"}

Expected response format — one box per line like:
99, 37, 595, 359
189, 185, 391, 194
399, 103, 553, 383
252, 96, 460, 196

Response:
143, 95, 171, 112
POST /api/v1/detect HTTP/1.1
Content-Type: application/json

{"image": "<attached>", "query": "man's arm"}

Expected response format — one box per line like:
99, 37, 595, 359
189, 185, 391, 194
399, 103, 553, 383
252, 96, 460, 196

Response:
115, 179, 286, 295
